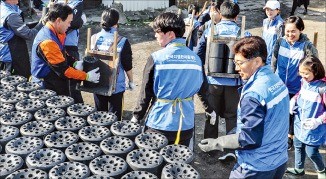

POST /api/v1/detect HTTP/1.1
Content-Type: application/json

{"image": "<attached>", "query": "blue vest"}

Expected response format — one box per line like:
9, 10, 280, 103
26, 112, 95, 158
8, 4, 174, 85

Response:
236, 66, 289, 171
262, 15, 283, 65
205, 20, 242, 86
145, 38, 203, 131
31, 25, 64, 78
64, 0, 83, 46
92, 28, 127, 94
294, 79, 326, 146
276, 37, 306, 94
0, 2, 20, 62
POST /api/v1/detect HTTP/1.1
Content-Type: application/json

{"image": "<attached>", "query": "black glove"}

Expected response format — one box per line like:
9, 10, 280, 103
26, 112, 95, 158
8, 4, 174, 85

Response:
198, 133, 240, 152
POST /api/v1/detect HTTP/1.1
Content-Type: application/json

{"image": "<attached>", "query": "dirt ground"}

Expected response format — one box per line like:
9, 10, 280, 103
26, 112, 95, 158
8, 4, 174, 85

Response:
24, 0, 325, 178
75, 0, 326, 178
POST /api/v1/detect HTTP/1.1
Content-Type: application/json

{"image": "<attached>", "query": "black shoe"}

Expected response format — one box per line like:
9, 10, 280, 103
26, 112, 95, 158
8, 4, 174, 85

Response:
288, 138, 293, 150
218, 153, 236, 163
286, 168, 305, 176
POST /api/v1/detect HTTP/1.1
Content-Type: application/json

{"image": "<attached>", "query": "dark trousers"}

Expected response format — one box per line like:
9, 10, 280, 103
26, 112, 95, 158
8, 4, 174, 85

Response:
94, 91, 124, 120
145, 127, 193, 147
197, 68, 214, 114
8, 35, 31, 78
289, 93, 295, 135
44, 71, 69, 96
0, 62, 12, 72
204, 84, 240, 139
291, 0, 310, 15
230, 162, 286, 179
66, 46, 84, 103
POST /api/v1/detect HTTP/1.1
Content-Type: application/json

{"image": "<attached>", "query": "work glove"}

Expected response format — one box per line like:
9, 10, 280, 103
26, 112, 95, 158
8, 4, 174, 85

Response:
302, 118, 323, 130
289, 98, 297, 115
73, 60, 83, 71
81, 13, 87, 24
127, 81, 135, 91
206, 111, 217, 125
198, 133, 240, 152
86, 68, 100, 83
130, 116, 138, 123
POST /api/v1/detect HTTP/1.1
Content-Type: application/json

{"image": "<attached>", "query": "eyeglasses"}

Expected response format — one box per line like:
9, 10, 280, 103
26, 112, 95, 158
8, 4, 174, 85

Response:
233, 59, 251, 67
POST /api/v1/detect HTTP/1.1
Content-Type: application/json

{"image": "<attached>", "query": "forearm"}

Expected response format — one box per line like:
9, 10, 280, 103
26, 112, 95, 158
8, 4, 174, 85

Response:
126, 70, 133, 82
133, 56, 155, 120
7, 14, 38, 40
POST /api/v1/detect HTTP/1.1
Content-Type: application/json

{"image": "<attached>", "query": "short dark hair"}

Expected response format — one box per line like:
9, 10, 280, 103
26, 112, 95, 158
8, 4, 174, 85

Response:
46, 3, 73, 22
233, 36, 267, 63
299, 56, 325, 80
153, 12, 185, 38
101, 8, 119, 31
220, 1, 240, 19
285, 16, 305, 31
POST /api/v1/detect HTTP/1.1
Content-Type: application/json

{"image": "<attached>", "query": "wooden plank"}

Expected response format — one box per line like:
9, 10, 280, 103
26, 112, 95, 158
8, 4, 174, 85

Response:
241, 16, 246, 37
313, 32, 318, 47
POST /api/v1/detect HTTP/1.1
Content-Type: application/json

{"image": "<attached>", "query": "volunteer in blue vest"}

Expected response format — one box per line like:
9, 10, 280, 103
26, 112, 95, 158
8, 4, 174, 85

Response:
262, 0, 284, 66
62, 0, 86, 103
195, 1, 242, 162
272, 15, 318, 150
199, 36, 289, 178
91, 8, 134, 121
31, 3, 100, 96
0, 0, 43, 77
131, 12, 203, 146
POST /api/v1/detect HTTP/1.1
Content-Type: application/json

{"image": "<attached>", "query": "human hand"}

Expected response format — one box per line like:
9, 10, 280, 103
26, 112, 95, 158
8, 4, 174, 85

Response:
289, 99, 297, 115
130, 116, 138, 123
127, 81, 135, 91
73, 60, 83, 71
302, 118, 323, 130
86, 68, 100, 83
81, 13, 87, 24
206, 111, 217, 125
198, 138, 223, 152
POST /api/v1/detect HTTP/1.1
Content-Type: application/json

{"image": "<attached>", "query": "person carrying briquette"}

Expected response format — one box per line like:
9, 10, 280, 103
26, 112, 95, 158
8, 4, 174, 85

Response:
195, 1, 242, 162
262, 0, 284, 66
183, 4, 200, 50
30, 3, 100, 96
0, 0, 43, 78
272, 15, 318, 150
90, 8, 134, 120
199, 36, 289, 179
131, 12, 203, 147
286, 56, 326, 178
58, 0, 86, 103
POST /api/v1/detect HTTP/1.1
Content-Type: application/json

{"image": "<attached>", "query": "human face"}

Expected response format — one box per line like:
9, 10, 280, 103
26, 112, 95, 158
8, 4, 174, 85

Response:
57, 14, 73, 34
285, 23, 302, 45
265, 8, 279, 20
234, 54, 260, 80
299, 65, 314, 82
154, 30, 172, 47
6, 0, 19, 5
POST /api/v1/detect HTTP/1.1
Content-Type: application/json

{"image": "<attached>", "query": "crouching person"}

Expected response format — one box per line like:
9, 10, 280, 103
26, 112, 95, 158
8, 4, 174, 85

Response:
31, 3, 100, 95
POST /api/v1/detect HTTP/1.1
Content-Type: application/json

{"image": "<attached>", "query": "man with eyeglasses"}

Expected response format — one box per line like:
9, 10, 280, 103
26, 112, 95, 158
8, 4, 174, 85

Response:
199, 36, 289, 178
